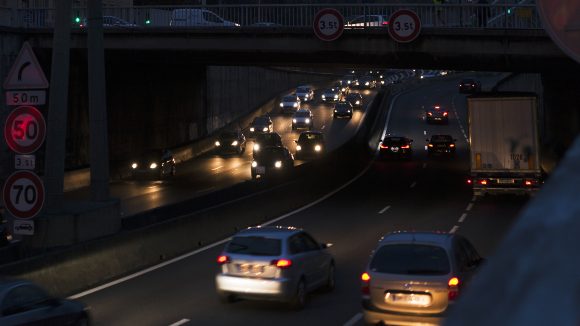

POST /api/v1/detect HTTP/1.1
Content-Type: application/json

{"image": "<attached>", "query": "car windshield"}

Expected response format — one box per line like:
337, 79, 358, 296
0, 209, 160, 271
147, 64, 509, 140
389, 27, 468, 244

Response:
226, 236, 281, 256
336, 103, 351, 109
257, 133, 280, 143
296, 87, 310, 93
370, 244, 450, 275
253, 117, 269, 124
299, 133, 323, 142
294, 111, 310, 117
219, 132, 237, 139
283, 96, 297, 102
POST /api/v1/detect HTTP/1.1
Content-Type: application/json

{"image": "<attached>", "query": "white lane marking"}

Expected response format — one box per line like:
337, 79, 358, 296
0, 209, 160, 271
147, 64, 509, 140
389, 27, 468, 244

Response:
343, 312, 363, 326
424, 145, 428, 151
211, 166, 223, 171
466, 203, 474, 211
321, 125, 326, 130
410, 182, 417, 188
424, 130, 427, 135
451, 94, 469, 143
379, 205, 391, 214
471, 195, 477, 202
169, 319, 190, 326
422, 163, 427, 169
450, 225, 460, 234
458, 213, 468, 223
195, 186, 215, 194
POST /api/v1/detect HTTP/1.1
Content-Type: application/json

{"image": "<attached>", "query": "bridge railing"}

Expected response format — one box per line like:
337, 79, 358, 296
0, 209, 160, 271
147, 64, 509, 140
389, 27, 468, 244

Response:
3, 4, 542, 30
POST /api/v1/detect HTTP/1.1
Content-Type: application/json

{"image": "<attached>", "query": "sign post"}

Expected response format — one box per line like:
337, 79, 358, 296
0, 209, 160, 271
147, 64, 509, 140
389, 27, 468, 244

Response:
388, 9, 422, 43
313, 8, 345, 42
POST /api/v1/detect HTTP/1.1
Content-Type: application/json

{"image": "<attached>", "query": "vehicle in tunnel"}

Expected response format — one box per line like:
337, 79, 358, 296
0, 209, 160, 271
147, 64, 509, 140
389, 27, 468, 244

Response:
345, 92, 364, 109
252, 132, 283, 155
295, 86, 314, 102
280, 95, 301, 114
170, 9, 239, 27
215, 226, 334, 309
427, 135, 457, 157
459, 78, 482, 93
345, 14, 389, 29
0, 279, 90, 325
361, 232, 483, 326
248, 116, 273, 137
379, 136, 413, 159
215, 130, 246, 155
333, 101, 353, 119
340, 74, 358, 86
251, 146, 294, 180
358, 75, 377, 89
321, 87, 343, 103
335, 82, 351, 95
425, 105, 449, 124
295, 131, 325, 160
129, 149, 176, 179
292, 109, 314, 130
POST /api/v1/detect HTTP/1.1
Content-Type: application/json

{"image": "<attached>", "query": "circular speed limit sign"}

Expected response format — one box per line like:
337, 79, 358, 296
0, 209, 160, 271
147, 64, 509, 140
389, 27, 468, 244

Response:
313, 8, 345, 41
388, 9, 422, 43
2, 170, 45, 219
3, 105, 46, 154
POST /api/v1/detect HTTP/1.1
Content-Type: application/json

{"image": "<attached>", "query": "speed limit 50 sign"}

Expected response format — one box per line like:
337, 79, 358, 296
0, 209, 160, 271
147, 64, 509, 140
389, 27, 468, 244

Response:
3, 170, 45, 219
3, 105, 46, 154
313, 8, 345, 41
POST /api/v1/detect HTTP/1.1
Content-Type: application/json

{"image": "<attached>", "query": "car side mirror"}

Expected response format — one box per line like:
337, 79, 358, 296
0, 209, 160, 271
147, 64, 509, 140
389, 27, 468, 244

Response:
320, 243, 333, 249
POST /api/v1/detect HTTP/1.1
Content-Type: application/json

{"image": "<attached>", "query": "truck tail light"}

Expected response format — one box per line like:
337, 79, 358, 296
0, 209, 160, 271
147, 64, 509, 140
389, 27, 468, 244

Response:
448, 277, 460, 301
361, 272, 371, 295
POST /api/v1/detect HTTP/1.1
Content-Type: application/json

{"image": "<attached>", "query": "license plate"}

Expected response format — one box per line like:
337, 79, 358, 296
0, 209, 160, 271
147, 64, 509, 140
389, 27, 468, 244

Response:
498, 178, 515, 184
385, 292, 432, 307
391, 147, 399, 152
256, 166, 265, 174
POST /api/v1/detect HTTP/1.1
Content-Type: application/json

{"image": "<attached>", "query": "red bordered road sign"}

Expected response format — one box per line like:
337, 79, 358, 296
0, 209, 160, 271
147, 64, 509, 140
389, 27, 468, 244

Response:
388, 9, 422, 43
537, 0, 580, 64
2, 170, 45, 219
313, 8, 345, 41
3, 105, 46, 154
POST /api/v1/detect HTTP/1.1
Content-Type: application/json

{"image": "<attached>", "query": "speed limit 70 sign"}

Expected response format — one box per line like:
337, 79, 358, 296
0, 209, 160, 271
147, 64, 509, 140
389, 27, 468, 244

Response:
313, 8, 345, 41
2, 170, 45, 219
388, 10, 422, 43
3, 105, 46, 154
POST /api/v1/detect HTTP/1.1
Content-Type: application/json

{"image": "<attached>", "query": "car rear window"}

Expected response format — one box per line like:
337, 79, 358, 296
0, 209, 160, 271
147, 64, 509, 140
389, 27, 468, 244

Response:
253, 117, 268, 124
294, 111, 310, 117
370, 244, 450, 275
226, 236, 281, 256
283, 96, 297, 101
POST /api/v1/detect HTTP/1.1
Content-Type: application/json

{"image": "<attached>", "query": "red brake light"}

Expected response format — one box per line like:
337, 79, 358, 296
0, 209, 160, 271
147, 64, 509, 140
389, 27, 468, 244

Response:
217, 255, 229, 264
448, 277, 460, 301
525, 180, 533, 186
467, 178, 473, 184
274, 259, 292, 268
361, 272, 371, 295
449, 144, 455, 148
401, 145, 410, 149
380, 143, 389, 149
443, 112, 449, 116
479, 179, 488, 185
427, 112, 433, 116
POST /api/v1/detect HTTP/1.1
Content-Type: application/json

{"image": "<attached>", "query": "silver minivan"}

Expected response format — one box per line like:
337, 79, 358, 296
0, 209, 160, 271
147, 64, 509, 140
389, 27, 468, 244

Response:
170, 9, 239, 27
215, 226, 335, 309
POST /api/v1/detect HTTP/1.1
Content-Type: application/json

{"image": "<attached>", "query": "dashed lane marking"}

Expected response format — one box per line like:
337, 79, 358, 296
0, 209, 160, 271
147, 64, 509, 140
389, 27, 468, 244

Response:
458, 213, 467, 223
450, 225, 460, 234
410, 182, 417, 188
169, 319, 190, 326
466, 203, 474, 211
343, 313, 363, 326
379, 205, 391, 214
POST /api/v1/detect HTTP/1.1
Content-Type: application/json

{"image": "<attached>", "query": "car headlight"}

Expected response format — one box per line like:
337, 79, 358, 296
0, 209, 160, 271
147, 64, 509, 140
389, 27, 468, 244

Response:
262, 127, 268, 132
293, 119, 297, 123
347, 110, 351, 113
334, 109, 337, 112
305, 118, 310, 124
315, 145, 322, 152
150, 163, 158, 169
365, 82, 369, 86
252, 161, 258, 167
334, 95, 338, 99
381, 80, 385, 84
215, 141, 221, 147
322, 95, 326, 99
231, 140, 238, 146
131, 163, 138, 169
280, 103, 284, 107
293, 103, 298, 107
355, 100, 360, 105
296, 145, 302, 151
253, 144, 260, 151
274, 161, 282, 168
380, 75, 384, 78
250, 127, 255, 132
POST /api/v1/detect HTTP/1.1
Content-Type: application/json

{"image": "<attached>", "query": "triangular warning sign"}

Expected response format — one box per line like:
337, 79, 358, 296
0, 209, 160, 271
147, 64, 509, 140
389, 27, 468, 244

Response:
3, 41, 49, 90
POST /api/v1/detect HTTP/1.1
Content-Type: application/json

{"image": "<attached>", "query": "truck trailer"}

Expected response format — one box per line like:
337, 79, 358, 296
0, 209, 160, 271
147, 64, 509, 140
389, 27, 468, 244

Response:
467, 93, 541, 195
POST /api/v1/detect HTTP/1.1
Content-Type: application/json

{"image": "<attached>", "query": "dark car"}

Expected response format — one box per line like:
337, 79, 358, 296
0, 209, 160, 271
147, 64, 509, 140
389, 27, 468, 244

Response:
295, 131, 325, 159
379, 136, 413, 159
251, 146, 294, 179
345, 93, 364, 109
425, 105, 449, 124
215, 130, 246, 155
252, 132, 283, 155
248, 116, 274, 136
321, 88, 343, 103
427, 134, 457, 156
333, 102, 353, 119
292, 109, 314, 130
358, 75, 377, 89
130, 149, 176, 179
459, 78, 481, 93
335, 83, 350, 95
341, 74, 358, 86
0, 279, 90, 325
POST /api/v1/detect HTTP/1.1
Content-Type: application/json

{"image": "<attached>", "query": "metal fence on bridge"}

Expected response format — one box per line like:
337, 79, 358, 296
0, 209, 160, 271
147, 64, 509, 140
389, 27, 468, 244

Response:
0, 4, 542, 30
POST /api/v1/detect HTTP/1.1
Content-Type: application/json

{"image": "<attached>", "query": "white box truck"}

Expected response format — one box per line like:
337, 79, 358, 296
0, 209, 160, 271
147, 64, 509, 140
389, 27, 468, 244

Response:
467, 93, 541, 195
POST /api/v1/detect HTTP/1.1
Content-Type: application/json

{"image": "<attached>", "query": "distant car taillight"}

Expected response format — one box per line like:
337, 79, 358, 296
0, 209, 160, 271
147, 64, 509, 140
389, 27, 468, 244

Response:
467, 178, 473, 185
525, 180, 534, 186
217, 255, 230, 264
401, 145, 410, 149
448, 277, 460, 301
272, 259, 292, 269
443, 112, 449, 117
361, 272, 371, 295
479, 179, 488, 185
380, 143, 389, 149
449, 144, 455, 148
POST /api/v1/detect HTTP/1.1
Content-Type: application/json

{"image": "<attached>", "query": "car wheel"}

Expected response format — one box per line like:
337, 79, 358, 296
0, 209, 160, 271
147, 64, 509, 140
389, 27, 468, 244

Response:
291, 279, 307, 310
322, 263, 336, 292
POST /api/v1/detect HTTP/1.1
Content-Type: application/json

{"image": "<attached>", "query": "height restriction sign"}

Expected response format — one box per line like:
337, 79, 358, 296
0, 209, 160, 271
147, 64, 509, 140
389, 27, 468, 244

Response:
3, 105, 46, 154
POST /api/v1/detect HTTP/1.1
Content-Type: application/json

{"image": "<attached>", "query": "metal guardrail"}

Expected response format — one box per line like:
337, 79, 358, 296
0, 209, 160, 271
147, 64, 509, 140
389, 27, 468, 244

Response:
2, 4, 542, 30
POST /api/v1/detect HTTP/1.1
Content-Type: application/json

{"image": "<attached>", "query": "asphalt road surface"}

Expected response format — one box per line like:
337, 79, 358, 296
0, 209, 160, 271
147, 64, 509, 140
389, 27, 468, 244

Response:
74, 75, 530, 326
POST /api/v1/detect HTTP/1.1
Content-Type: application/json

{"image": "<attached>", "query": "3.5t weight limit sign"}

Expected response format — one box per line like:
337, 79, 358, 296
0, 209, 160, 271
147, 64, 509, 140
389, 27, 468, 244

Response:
313, 8, 344, 41
4, 105, 46, 154
3, 171, 45, 219
388, 10, 422, 43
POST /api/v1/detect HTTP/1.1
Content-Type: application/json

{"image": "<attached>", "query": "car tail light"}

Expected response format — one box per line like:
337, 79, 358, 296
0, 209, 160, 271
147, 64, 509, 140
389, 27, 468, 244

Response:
525, 180, 533, 186
434, 106, 440, 109
443, 112, 449, 117
272, 259, 292, 269
448, 277, 460, 301
427, 112, 433, 116
361, 272, 371, 295
479, 179, 488, 185
217, 255, 230, 264
401, 145, 410, 149
428, 144, 434, 147
380, 143, 389, 149
449, 144, 455, 148
382, 21, 389, 25
467, 178, 473, 185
